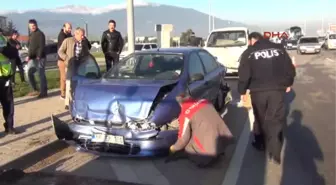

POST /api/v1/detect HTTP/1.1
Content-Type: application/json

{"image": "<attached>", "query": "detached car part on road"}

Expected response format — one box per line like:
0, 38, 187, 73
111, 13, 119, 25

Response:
52, 48, 232, 156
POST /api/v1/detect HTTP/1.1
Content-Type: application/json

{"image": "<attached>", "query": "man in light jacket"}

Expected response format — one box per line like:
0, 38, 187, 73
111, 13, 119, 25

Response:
58, 27, 90, 110
57, 23, 72, 99
169, 92, 234, 167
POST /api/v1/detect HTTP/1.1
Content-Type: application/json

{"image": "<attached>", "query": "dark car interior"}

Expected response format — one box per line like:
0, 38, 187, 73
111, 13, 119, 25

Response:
44, 43, 58, 55
135, 55, 184, 80
106, 54, 184, 80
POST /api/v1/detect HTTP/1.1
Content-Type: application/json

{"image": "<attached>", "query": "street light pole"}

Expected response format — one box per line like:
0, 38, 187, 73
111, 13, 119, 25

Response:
81, 18, 88, 37
85, 22, 88, 37
304, 19, 307, 34
212, 13, 215, 30
208, 0, 211, 33
127, 0, 135, 53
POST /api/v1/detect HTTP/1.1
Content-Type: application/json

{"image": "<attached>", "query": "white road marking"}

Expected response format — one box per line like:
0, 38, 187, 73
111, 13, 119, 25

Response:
221, 108, 254, 185
326, 58, 335, 62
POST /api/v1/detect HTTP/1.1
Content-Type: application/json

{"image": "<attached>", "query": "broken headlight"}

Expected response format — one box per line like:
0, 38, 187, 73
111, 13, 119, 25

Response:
126, 119, 156, 131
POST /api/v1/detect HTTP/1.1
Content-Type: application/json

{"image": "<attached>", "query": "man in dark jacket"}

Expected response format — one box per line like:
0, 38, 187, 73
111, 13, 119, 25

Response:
57, 23, 72, 99
280, 36, 287, 49
101, 20, 123, 71
188, 32, 199, 47
169, 92, 234, 167
238, 32, 296, 164
8, 31, 25, 84
26, 19, 48, 98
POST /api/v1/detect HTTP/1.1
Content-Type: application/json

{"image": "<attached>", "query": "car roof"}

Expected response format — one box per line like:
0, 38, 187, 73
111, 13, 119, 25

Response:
211, 27, 248, 32
134, 43, 157, 45
137, 47, 203, 55
300, 36, 318, 39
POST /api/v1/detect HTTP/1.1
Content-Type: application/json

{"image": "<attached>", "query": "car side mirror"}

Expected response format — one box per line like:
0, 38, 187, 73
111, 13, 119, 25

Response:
190, 73, 204, 83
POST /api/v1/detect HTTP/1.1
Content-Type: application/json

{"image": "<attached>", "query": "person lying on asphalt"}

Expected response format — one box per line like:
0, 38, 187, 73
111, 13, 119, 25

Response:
168, 92, 234, 167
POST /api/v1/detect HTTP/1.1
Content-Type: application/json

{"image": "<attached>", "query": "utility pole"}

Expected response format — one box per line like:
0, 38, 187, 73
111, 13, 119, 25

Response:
212, 13, 215, 30
126, 0, 135, 53
85, 22, 88, 37
208, 0, 211, 33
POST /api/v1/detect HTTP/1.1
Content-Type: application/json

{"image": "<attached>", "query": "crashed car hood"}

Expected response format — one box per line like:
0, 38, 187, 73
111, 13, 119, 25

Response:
72, 79, 176, 123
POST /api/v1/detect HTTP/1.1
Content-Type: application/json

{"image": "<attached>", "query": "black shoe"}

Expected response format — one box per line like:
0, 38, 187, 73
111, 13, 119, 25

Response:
251, 134, 265, 151
65, 106, 69, 110
37, 94, 48, 99
3, 123, 8, 132
251, 140, 265, 151
5, 129, 17, 135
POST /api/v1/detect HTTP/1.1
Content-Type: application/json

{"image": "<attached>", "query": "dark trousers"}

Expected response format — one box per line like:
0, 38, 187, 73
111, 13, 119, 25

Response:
0, 78, 14, 130
11, 57, 25, 83
104, 52, 119, 71
251, 90, 286, 159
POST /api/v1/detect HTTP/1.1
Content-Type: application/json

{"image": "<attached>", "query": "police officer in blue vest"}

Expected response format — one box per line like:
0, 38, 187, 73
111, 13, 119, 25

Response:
0, 34, 16, 135
238, 32, 295, 164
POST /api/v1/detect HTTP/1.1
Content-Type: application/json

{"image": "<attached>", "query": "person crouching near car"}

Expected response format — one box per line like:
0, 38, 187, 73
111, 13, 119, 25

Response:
169, 92, 234, 167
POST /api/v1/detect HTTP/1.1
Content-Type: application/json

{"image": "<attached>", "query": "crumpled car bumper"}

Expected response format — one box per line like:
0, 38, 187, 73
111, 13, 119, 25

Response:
51, 115, 177, 157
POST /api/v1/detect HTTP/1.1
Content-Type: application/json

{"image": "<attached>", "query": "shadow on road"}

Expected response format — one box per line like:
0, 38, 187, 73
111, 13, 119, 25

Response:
14, 90, 61, 106
281, 108, 325, 185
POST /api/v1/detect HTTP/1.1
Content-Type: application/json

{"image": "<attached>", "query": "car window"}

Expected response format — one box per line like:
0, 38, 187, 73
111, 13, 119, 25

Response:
198, 51, 218, 73
105, 53, 184, 80
45, 44, 57, 54
143, 44, 151, 49
151, 44, 157, 49
135, 44, 143, 51
76, 56, 100, 78
207, 30, 247, 47
299, 38, 318, 43
188, 53, 205, 78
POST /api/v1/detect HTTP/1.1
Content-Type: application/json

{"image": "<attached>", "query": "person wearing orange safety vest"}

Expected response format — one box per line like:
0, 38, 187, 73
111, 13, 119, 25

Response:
168, 92, 234, 167
0, 32, 16, 134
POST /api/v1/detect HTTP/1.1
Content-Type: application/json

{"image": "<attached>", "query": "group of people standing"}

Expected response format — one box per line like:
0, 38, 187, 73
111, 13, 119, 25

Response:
0, 18, 124, 135
56, 19, 124, 109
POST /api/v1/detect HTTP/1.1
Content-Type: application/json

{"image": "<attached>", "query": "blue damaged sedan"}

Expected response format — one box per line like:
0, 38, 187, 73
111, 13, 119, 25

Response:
52, 47, 232, 156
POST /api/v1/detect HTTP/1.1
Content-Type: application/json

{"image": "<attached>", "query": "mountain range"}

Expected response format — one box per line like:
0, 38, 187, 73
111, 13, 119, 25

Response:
0, 1, 260, 39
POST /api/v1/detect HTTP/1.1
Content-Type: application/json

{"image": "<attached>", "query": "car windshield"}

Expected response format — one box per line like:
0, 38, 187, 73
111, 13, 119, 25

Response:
300, 38, 318, 43
207, 30, 247, 47
122, 44, 143, 52
318, 37, 325, 42
329, 34, 336, 39
104, 53, 184, 80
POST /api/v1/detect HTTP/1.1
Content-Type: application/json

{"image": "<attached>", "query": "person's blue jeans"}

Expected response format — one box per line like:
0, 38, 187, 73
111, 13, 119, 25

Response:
26, 58, 48, 95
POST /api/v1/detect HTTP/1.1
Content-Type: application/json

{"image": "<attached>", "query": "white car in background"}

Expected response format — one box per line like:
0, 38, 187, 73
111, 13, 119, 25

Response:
297, 36, 321, 54
203, 27, 249, 75
119, 43, 158, 60
324, 33, 336, 50
17, 43, 59, 71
